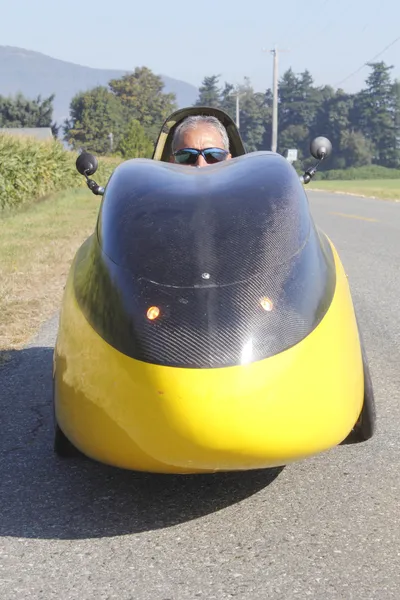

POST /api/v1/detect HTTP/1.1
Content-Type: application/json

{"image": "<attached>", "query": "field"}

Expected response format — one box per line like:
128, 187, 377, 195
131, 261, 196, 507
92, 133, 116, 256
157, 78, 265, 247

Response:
308, 178, 400, 200
0, 188, 99, 356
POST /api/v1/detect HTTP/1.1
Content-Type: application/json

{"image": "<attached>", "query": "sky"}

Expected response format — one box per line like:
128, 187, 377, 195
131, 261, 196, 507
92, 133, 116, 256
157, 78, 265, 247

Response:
1, 0, 399, 93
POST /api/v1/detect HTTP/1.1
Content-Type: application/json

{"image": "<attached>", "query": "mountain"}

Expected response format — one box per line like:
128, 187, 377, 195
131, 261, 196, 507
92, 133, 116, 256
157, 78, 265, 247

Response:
0, 46, 199, 124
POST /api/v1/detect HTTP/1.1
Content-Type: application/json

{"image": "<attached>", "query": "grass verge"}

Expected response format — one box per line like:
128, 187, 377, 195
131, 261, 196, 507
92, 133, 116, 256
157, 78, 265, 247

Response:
308, 179, 400, 200
0, 188, 99, 353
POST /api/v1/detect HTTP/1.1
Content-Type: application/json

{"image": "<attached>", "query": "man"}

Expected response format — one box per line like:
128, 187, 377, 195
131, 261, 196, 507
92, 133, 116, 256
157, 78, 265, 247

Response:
170, 115, 232, 167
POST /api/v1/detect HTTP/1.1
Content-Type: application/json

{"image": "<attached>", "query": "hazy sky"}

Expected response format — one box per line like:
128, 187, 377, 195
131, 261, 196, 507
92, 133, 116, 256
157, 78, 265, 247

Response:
1, 0, 399, 93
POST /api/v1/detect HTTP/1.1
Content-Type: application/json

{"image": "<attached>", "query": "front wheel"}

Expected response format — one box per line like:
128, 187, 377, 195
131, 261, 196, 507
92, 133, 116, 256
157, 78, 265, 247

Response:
54, 423, 83, 458
53, 364, 83, 458
341, 329, 376, 445
54, 423, 82, 458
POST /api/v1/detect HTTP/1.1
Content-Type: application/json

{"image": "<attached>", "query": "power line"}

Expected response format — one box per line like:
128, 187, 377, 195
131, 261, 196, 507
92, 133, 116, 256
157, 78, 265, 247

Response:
335, 34, 400, 87
288, 19, 334, 52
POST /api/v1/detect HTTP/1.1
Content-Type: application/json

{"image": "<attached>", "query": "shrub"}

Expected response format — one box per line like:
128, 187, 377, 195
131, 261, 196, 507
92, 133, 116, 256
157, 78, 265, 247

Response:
117, 119, 154, 159
314, 164, 400, 181
0, 134, 121, 211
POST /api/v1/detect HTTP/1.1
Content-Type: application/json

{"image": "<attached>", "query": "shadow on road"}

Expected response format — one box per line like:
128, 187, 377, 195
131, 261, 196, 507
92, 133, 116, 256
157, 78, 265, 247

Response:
0, 346, 283, 541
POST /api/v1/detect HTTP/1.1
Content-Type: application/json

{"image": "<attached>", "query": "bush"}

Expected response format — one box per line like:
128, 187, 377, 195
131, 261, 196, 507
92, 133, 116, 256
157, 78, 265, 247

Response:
314, 164, 400, 181
0, 134, 122, 211
117, 119, 154, 159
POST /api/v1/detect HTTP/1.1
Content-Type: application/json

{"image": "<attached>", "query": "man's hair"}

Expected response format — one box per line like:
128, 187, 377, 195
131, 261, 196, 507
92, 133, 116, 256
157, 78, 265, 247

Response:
171, 115, 230, 153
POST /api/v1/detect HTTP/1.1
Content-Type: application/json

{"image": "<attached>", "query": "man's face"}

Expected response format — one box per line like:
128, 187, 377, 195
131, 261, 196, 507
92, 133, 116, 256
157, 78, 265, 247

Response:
172, 125, 232, 167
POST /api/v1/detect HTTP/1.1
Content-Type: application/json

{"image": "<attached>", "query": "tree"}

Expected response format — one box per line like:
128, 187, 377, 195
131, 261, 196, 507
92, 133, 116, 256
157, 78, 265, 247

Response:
275, 69, 327, 161
117, 119, 154, 158
194, 63, 400, 169
220, 82, 236, 120
109, 67, 177, 142
278, 124, 309, 160
313, 90, 351, 140
393, 79, 400, 158
260, 89, 274, 150
0, 93, 56, 128
312, 90, 360, 168
352, 62, 400, 167
194, 75, 271, 152
278, 69, 323, 131
51, 122, 60, 138
33, 94, 55, 127
63, 86, 125, 154
341, 130, 374, 167
233, 79, 270, 152
195, 75, 222, 107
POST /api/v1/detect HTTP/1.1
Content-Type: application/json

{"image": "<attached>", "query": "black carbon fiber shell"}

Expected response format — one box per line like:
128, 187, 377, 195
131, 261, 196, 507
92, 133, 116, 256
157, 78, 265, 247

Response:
74, 152, 336, 368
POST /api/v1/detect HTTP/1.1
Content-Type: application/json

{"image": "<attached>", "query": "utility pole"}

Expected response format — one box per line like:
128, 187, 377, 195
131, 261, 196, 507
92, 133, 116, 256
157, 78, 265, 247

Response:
271, 46, 278, 153
234, 84, 244, 130
108, 132, 114, 153
262, 45, 289, 153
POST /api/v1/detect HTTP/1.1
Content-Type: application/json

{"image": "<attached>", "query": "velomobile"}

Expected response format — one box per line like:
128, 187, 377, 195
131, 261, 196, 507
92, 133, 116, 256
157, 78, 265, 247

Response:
52, 107, 376, 473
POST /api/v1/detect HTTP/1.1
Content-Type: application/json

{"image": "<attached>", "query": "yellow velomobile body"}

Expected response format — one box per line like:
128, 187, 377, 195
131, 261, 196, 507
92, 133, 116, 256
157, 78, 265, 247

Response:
53, 108, 375, 473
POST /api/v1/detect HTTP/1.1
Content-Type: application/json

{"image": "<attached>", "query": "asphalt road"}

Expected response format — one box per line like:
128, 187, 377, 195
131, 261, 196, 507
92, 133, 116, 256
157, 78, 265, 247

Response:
1, 191, 400, 600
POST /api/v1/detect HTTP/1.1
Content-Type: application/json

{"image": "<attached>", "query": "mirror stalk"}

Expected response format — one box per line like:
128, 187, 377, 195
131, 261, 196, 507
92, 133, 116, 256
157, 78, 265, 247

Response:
85, 173, 105, 196
300, 157, 324, 184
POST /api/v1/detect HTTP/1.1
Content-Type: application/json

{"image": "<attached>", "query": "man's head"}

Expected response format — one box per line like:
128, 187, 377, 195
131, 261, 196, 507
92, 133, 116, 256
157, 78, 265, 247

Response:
170, 115, 232, 167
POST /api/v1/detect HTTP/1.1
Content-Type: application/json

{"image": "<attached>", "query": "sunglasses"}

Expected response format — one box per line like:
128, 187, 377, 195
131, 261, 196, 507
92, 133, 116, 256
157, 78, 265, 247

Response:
173, 147, 229, 165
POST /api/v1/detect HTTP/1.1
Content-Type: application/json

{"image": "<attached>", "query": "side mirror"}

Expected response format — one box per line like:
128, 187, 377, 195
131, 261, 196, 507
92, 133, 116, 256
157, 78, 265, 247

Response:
300, 136, 332, 184
76, 152, 98, 176
75, 151, 104, 196
310, 137, 332, 160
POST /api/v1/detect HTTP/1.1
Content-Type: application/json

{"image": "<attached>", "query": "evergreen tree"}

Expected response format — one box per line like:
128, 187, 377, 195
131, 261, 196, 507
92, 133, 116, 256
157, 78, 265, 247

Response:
235, 79, 270, 152
391, 79, 400, 162
195, 75, 221, 107
186, 62, 400, 169
313, 90, 358, 168
352, 62, 400, 167
220, 82, 237, 121
0, 93, 55, 128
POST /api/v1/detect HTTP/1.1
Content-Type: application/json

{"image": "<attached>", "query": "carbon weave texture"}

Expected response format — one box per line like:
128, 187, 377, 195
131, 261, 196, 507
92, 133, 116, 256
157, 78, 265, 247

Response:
74, 228, 334, 368
97, 153, 308, 286
74, 153, 336, 368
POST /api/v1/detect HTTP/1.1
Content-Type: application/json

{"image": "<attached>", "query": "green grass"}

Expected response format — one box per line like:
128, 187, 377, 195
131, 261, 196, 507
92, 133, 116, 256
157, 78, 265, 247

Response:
308, 179, 400, 200
0, 187, 99, 350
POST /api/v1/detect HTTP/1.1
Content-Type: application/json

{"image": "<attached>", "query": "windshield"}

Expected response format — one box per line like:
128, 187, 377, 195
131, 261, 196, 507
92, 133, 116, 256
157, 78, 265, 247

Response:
97, 152, 311, 288
73, 153, 336, 368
